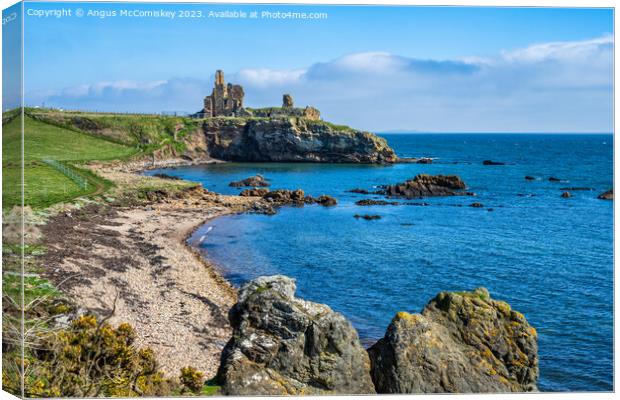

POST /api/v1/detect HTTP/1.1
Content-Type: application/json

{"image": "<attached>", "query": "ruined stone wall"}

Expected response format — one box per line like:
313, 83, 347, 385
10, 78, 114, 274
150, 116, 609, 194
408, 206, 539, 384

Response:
202, 70, 245, 117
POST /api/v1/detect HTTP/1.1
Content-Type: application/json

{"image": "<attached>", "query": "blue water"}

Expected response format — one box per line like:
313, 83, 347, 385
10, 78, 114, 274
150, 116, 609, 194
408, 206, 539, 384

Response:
147, 134, 613, 392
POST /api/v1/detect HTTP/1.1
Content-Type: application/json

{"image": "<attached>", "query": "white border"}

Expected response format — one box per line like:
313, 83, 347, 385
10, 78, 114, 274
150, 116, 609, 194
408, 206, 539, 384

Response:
0, 1, 616, 400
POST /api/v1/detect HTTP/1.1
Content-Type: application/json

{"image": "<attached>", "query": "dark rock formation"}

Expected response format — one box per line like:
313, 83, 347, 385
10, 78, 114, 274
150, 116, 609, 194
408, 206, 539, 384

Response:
548, 177, 562, 182
560, 187, 593, 191
469, 202, 484, 208
217, 275, 375, 395
356, 199, 400, 206
483, 160, 505, 165
316, 195, 337, 206
561, 191, 572, 198
239, 188, 270, 197
261, 190, 337, 207
368, 288, 538, 394
598, 189, 613, 200
347, 188, 371, 194
229, 175, 270, 187
263, 189, 306, 204
524, 176, 536, 181
354, 214, 381, 220
379, 174, 467, 199
203, 117, 396, 164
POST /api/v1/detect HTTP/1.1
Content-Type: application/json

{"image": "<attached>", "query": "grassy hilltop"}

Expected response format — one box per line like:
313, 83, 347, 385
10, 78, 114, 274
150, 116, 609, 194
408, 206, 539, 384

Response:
2, 108, 209, 210
2, 114, 136, 209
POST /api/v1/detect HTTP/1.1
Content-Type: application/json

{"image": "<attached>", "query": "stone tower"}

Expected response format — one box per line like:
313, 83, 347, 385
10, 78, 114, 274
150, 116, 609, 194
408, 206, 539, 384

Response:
282, 94, 294, 108
203, 70, 245, 117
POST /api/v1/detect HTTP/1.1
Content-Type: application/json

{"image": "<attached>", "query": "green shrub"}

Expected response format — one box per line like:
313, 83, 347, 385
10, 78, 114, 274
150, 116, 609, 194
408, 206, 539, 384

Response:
5, 315, 172, 397
180, 366, 204, 394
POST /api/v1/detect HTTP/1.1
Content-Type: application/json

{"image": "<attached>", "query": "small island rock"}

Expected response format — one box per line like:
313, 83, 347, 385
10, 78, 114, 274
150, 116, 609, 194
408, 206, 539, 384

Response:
380, 174, 467, 199
598, 189, 613, 200
229, 175, 270, 187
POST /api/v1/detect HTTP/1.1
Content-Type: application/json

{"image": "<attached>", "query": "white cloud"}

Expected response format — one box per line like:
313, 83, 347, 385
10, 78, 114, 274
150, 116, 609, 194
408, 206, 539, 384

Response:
501, 34, 613, 64
234, 68, 306, 87
26, 35, 613, 132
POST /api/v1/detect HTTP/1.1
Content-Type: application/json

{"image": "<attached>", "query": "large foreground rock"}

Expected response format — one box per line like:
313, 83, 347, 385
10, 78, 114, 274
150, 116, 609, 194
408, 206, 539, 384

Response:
203, 117, 396, 163
217, 276, 375, 395
368, 287, 538, 393
380, 174, 467, 198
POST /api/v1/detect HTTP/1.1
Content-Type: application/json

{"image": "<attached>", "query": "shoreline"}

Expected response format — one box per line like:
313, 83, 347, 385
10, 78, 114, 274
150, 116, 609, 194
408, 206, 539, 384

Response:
40, 162, 262, 378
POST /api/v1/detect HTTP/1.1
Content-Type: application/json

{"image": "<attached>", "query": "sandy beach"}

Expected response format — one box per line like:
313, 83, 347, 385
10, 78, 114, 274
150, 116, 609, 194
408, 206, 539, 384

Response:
40, 165, 259, 377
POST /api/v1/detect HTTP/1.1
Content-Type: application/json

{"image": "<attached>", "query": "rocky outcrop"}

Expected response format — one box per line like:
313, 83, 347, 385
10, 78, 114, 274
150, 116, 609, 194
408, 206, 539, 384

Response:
354, 214, 381, 220
239, 188, 270, 197
379, 174, 467, 198
397, 157, 433, 164
229, 175, 270, 187
203, 117, 396, 164
598, 189, 613, 200
257, 189, 337, 207
217, 276, 375, 395
368, 288, 538, 394
355, 199, 400, 206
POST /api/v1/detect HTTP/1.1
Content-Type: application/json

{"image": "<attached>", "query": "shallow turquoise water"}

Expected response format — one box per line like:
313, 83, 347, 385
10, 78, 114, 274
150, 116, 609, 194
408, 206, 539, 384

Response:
148, 134, 613, 392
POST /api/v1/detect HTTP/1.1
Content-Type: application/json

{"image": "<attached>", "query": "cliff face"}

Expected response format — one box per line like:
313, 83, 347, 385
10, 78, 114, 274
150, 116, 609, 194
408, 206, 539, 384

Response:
203, 117, 397, 164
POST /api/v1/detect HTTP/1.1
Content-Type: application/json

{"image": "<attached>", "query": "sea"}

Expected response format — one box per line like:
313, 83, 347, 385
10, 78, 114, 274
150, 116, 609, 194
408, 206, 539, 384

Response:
146, 133, 613, 392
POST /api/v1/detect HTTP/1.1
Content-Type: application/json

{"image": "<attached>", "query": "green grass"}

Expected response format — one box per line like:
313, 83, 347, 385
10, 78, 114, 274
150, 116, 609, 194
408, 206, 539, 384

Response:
26, 108, 201, 150
3, 163, 96, 209
2, 116, 134, 209
3, 116, 136, 163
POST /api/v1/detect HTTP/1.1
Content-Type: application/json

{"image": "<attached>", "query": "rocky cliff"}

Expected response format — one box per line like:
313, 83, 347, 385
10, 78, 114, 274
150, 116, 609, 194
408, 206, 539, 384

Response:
217, 277, 539, 395
203, 117, 396, 163
25, 110, 396, 164
217, 275, 376, 395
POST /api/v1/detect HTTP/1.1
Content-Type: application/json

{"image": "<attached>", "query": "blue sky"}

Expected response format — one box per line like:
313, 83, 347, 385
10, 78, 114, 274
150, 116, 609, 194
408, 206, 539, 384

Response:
19, 2, 614, 132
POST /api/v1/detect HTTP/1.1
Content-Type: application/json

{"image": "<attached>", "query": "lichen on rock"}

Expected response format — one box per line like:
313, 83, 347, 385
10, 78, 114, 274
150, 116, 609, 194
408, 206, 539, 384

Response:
368, 287, 539, 393
217, 275, 376, 395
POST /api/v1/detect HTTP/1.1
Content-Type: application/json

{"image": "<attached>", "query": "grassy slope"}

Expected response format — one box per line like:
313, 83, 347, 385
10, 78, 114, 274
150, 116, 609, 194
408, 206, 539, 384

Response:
2, 116, 137, 209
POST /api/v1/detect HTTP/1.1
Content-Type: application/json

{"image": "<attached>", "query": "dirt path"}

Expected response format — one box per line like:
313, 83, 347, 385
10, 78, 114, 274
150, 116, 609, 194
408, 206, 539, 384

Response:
41, 186, 259, 377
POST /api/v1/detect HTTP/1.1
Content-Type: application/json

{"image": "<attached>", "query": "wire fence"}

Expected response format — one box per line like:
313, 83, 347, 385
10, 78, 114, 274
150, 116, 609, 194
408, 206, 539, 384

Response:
42, 159, 88, 190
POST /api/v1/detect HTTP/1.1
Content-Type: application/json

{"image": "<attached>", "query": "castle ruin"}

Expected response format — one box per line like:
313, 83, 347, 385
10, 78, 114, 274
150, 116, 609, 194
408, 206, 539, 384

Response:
200, 70, 320, 120
202, 70, 247, 117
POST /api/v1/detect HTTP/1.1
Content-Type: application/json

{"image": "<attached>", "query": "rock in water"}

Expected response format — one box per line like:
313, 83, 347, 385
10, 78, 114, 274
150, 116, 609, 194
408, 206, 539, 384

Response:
483, 160, 505, 165
380, 174, 467, 198
561, 191, 572, 198
316, 195, 337, 206
598, 189, 613, 200
218, 276, 375, 395
229, 175, 270, 187
239, 188, 269, 197
368, 288, 538, 393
